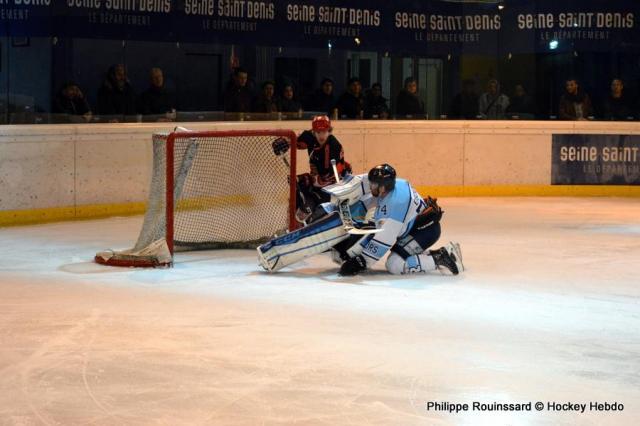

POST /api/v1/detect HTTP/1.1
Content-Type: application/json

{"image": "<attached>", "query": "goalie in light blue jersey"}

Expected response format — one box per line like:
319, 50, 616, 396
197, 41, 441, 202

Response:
257, 163, 463, 276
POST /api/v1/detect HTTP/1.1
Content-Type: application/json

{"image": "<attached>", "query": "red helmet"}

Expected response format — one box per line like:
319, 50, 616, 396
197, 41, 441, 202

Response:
311, 115, 332, 132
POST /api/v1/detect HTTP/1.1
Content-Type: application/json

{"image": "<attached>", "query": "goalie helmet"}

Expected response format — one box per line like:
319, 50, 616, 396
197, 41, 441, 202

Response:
368, 163, 396, 191
311, 115, 332, 132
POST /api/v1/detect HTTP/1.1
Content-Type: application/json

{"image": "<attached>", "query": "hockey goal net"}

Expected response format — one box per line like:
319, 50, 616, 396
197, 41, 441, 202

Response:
95, 129, 297, 267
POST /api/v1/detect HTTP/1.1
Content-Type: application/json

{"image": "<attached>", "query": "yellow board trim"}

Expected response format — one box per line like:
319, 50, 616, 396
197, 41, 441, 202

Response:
0, 202, 147, 227
1, 185, 639, 227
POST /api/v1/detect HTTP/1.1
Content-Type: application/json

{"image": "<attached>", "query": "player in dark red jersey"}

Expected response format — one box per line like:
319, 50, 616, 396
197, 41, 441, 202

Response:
295, 115, 351, 222
271, 115, 351, 224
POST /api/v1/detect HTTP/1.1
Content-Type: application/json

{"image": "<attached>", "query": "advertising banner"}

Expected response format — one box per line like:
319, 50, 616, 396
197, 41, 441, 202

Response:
552, 134, 640, 185
0, 1, 638, 54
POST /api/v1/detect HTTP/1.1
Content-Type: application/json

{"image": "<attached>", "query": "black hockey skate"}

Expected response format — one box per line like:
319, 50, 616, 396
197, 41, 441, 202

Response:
430, 242, 464, 275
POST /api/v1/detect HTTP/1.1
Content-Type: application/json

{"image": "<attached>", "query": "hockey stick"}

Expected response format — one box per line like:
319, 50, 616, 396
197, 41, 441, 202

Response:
272, 138, 313, 225
330, 158, 341, 184
279, 153, 291, 169
279, 153, 311, 225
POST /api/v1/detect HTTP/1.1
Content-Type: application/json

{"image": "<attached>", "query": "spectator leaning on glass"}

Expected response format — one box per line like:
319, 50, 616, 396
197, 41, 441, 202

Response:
137, 68, 176, 121
278, 84, 303, 115
559, 78, 593, 120
253, 80, 278, 114
364, 83, 389, 119
506, 84, 535, 119
395, 77, 425, 118
53, 81, 92, 122
223, 67, 252, 113
97, 64, 137, 121
603, 78, 632, 120
335, 77, 364, 119
306, 78, 335, 116
478, 79, 509, 119
448, 79, 479, 119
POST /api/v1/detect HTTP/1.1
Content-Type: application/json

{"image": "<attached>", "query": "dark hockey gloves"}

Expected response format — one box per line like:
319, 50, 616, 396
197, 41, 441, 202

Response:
297, 173, 315, 188
339, 255, 367, 276
414, 196, 443, 230
296, 130, 316, 149
272, 137, 290, 156
316, 173, 337, 187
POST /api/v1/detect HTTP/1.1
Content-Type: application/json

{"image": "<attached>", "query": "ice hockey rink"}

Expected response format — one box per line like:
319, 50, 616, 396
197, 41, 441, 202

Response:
1, 197, 639, 425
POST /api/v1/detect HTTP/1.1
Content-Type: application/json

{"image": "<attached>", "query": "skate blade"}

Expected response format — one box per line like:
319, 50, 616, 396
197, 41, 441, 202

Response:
447, 241, 464, 273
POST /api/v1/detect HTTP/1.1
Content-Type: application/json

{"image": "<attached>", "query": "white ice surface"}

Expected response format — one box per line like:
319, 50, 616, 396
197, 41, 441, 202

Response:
0, 197, 639, 425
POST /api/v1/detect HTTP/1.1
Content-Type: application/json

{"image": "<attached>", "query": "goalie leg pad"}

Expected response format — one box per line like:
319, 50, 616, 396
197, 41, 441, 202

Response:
257, 212, 349, 272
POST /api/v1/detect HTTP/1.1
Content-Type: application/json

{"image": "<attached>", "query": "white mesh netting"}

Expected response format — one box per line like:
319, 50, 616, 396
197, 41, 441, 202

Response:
95, 130, 295, 267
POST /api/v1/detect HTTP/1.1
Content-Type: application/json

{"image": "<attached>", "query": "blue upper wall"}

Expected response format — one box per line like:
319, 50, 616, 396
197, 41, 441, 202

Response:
1, 1, 639, 54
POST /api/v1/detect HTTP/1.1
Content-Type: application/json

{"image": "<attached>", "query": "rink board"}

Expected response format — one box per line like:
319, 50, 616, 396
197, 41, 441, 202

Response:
1, 120, 640, 226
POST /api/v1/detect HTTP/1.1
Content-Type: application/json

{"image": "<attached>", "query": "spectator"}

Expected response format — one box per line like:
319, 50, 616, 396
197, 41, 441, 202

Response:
395, 77, 425, 117
306, 77, 335, 115
506, 84, 535, 118
223, 67, 252, 113
478, 79, 509, 119
96, 64, 136, 120
364, 83, 389, 119
335, 77, 364, 119
253, 80, 278, 113
448, 79, 479, 119
137, 68, 175, 121
559, 78, 593, 120
278, 84, 302, 114
53, 81, 92, 121
602, 78, 632, 120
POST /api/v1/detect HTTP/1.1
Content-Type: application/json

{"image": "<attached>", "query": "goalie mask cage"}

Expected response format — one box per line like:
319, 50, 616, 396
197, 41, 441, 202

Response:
95, 129, 298, 267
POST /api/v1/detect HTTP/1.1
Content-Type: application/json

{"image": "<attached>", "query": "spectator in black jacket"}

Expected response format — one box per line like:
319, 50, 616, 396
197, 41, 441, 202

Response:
96, 64, 136, 121
448, 79, 479, 119
305, 78, 335, 115
335, 77, 364, 119
603, 78, 633, 120
53, 81, 92, 122
223, 67, 252, 113
559, 78, 593, 120
364, 83, 389, 119
395, 77, 425, 117
506, 84, 535, 119
253, 80, 278, 114
278, 84, 302, 114
137, 68, 175, 121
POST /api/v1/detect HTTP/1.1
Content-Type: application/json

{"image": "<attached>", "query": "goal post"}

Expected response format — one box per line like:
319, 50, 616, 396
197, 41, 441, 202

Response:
95, 128, 298, 267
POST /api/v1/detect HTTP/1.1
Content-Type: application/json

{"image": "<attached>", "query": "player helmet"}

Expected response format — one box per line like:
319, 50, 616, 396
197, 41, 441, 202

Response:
368, 164, 396, 192
312, 115, 332, 132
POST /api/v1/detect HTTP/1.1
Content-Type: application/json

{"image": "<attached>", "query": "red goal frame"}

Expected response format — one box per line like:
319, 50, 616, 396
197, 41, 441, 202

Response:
165, 129, 298, 257
94, 129, 298, 268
